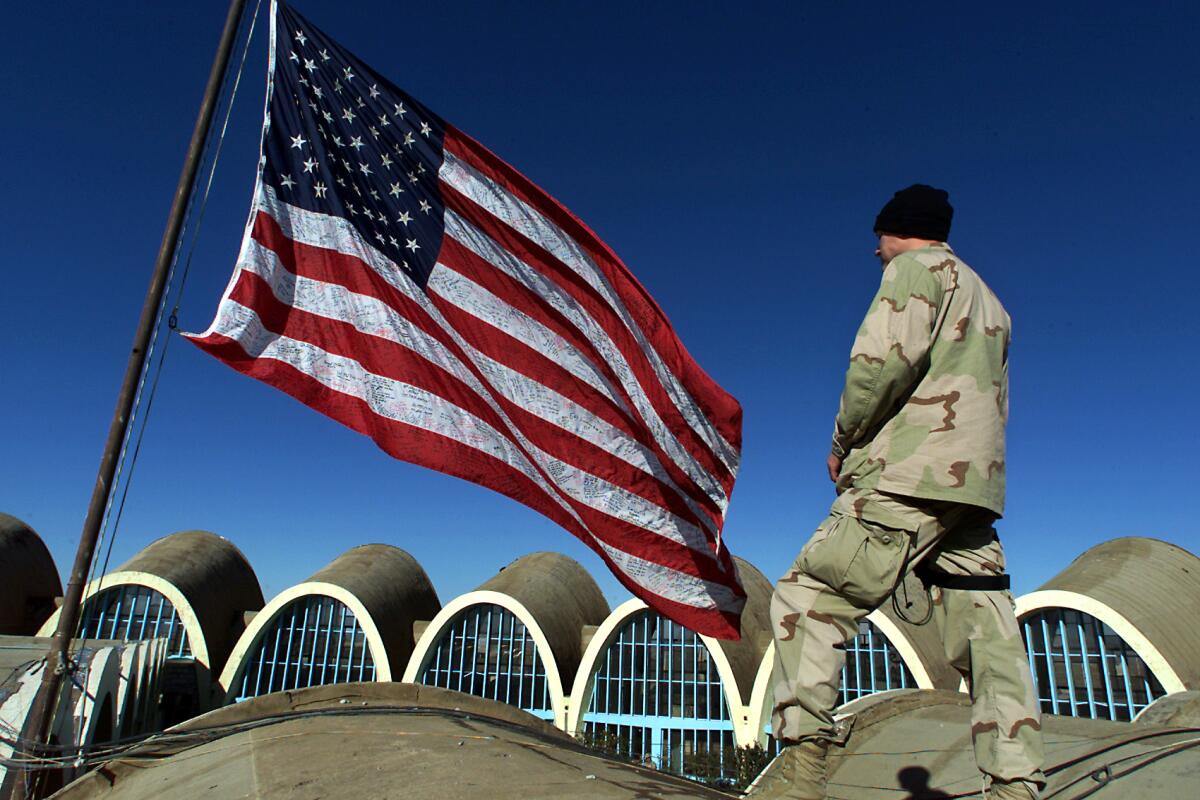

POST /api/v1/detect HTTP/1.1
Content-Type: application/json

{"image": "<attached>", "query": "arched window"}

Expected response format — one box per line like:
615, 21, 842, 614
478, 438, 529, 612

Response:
79, 584, 190, 658
840, 619, 916, 704
1022, 608, 1165, 721
234, 595, 374, 701
417, 603, 553, 720
581, 610, 736, 780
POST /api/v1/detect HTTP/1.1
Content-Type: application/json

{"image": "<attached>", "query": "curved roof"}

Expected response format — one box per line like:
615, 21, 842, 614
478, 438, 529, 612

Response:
56, 684, 736, 800
1016, 537, 1200, 691
219, 544, 440, 693
39, 531, 264, 676
747, 688, 1200, 799
470, 552, 609, 687
564, 558, 769, 745
566, 596, 753, 743
0, 513, 61, 635
402, 552, 609, 728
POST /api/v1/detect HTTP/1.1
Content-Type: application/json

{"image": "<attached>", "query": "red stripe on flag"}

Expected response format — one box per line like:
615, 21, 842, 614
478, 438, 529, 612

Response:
187, 331, 594, 545
434, 237, 725, 530
444, 127, 742, 454
245, 214, 722, 536
210, 264, 727, 574
439, 182, 736, 500
188, 327, 740, 603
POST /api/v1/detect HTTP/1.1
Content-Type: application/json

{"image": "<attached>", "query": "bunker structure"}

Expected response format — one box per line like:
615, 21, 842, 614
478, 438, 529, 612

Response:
1015, 537, 1200, 721
220, 544, 441, 702
5, 512, 1198, 788
0, 513, 62, 636
402, 551, 610, 729
36, 529, 265, 715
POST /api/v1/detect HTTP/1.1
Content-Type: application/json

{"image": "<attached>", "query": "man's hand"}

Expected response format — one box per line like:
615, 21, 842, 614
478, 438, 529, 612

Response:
826, 453, 842, 483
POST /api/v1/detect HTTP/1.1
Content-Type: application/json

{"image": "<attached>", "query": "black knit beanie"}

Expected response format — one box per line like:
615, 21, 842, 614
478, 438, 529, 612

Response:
873, 184, 953, 241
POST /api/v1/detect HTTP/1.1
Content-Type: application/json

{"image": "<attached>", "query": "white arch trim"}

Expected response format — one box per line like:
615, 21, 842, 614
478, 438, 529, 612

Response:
1015, 589, 1186, 694
564, 598, 754, 746
746, 609, 937, 746
36, 571, 211, 671
401, 590, 569, 728
217, 581, 394, 700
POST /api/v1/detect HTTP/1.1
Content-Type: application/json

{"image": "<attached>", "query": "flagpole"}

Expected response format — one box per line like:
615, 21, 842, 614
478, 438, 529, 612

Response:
9, 0, 250, 796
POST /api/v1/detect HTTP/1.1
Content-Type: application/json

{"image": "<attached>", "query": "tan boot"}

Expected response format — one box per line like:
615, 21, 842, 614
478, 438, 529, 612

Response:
746, 740, 828, 800
986, 778, 1040, 799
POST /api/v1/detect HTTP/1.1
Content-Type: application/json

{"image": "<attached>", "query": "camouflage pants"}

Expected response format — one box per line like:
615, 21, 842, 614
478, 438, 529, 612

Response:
770, 488, 1045, 786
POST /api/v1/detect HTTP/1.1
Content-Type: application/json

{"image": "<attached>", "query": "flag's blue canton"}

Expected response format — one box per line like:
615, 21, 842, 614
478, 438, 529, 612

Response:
263, 4, 447, 287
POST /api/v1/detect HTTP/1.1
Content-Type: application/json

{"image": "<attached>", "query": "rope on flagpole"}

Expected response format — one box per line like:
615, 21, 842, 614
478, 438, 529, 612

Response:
78, 0, 266, 640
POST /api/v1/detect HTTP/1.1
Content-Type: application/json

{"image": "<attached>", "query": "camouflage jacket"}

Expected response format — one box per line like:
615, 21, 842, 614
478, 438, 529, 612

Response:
831, 243, 1010, 515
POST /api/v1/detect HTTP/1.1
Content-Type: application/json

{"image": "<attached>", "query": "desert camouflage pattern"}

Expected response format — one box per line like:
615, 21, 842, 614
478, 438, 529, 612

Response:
832, 244, 1010, 515
770, 488, 1044, 788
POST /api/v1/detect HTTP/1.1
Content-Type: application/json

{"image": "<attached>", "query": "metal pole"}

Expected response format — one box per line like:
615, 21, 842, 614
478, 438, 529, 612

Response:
10, 1, 250, 797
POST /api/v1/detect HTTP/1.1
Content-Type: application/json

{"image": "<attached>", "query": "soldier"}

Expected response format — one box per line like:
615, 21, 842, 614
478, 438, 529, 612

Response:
761, 185, 1045, 799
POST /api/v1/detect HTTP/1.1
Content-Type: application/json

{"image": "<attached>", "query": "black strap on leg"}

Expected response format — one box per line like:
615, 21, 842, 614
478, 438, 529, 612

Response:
914, 562, 1010, 591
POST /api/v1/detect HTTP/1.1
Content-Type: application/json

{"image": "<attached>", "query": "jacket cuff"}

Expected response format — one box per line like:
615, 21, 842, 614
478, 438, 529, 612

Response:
831, 425, 849, 459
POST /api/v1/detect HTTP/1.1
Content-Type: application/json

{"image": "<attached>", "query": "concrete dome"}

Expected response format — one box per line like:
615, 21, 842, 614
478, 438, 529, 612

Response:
1016, 537, 1200, 692
0, 513, 61, 635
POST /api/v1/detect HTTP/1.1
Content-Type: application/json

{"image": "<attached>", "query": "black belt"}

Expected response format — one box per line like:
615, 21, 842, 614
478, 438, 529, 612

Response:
914, 563, 1010, 591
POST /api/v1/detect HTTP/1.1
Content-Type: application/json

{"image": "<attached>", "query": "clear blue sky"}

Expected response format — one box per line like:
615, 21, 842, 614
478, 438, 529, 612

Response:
2, 1, 1196, 609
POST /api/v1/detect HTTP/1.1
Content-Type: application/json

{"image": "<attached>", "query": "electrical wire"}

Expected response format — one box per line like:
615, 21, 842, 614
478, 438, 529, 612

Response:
70, 0, 264, 664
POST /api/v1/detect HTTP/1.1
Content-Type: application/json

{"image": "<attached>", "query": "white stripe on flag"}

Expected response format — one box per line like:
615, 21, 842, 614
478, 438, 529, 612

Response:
204, 299, 579, 520
236, 233, 717, 543
425, 265, 630, 414
430, 267, 720, 538
595, 540, 743, 611
443, 208, 729, 511
230, 196, 724, 559
441, 151, 740, 476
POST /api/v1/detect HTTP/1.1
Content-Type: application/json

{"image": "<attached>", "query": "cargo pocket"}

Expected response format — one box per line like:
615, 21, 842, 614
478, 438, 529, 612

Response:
800, 514, 910, 608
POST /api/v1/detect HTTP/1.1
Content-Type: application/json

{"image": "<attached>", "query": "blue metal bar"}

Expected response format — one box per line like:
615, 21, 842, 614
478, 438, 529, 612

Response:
346, 614, 360, 683
504, 610, 516, 705
641, 613, 649, 718
265, 607, 287, 694
1116, 645, 1137, 720
1057, 616, 1078, 716
691, 629, 698, 720
1024, 620, 1042, 705
454, 615, 467, 694
332, 603, 348, 683
356, 617, 369, 682
308, 598, 325, 687
1039, 616, 1061, 715
481, 606, 494, 699
1073, 618, 1098, 718
1090, 616, 1119, 719
285, 602, 303, 689
98, 587, 120, 640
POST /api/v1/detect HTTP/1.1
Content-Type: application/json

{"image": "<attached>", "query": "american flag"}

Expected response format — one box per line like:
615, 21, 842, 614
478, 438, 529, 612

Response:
188, 1, 746, 638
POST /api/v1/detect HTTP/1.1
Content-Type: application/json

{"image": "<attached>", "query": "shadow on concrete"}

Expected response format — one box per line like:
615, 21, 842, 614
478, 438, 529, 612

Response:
896, 766, 950, 799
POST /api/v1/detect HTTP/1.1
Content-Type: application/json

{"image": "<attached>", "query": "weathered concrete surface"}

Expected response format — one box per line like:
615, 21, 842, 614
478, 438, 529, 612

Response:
1136, 690, 1200, 729
112, 530, 265, 678
1038, 537, 1200, 688
52, 683, 735, 800
749, 689, 1200, 799
477, 553, 609, 688
0, 513, 62, 635
306, 544, 441, 676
